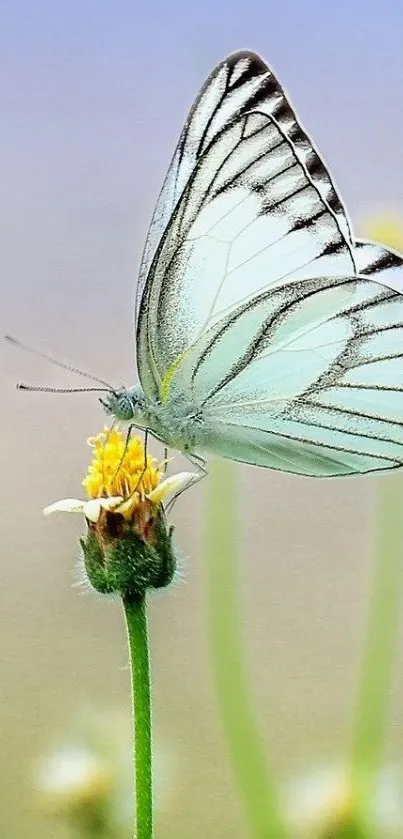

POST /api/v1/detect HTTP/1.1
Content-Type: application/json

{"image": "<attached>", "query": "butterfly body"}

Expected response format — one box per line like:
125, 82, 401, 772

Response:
105, 51, 403, 478
105, 386, 202, 452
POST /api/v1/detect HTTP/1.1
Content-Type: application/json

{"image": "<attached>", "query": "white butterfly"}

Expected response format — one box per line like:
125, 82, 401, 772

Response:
105, 50, 403, 478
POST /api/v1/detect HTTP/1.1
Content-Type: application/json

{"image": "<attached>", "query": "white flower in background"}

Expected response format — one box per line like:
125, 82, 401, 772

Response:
34, 711, 176, 831
285, 763, 403, 838
35, 746, 112, 814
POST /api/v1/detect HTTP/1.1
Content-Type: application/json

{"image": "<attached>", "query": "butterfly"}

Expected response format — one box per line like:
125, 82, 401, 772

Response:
104, 50, 403, 478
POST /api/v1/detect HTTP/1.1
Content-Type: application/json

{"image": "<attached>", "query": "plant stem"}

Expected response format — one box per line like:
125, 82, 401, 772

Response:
350, 474, 403, 824
123, 596, 153, 839
205, 460, 288, 839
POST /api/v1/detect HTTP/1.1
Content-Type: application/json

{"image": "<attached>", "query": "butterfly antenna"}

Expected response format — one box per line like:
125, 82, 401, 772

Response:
5, 334, 113, 389
16, 384, 112, 394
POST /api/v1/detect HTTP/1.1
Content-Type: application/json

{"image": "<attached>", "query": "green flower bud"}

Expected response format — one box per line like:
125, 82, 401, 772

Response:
80, 504, 177, 600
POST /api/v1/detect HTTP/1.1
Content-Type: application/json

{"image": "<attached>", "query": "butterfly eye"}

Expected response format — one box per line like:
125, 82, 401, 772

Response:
115, 395, 134, 421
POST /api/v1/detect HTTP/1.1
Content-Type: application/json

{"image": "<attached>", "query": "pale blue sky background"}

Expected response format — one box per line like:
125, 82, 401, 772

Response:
2, 0, 402, 373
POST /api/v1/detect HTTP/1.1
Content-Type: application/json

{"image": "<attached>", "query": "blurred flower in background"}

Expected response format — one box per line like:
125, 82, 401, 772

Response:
284, 763, 403, 839
34, 710, 176, 837
36, 745, 112, 816
360, 213, 403, 252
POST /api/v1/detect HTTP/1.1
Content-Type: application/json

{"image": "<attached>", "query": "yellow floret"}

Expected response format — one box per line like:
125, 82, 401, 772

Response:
82, 429, 161, 501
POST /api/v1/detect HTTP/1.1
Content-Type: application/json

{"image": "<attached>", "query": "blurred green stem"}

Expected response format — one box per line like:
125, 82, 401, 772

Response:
205, 460, 288, 839
123, 596, 153, 839
350, 475, 403, 825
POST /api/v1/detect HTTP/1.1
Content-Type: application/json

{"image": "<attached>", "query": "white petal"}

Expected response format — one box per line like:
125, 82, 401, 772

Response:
99, 496, 123, 510
148, 471, 198, 505
43, 498, 85, 516
83, 496, 123, 523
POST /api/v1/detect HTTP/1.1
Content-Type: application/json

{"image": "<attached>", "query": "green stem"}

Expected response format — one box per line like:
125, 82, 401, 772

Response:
123, 596, 153, 839
350, 474, 403, 824
205, 460, 288, 839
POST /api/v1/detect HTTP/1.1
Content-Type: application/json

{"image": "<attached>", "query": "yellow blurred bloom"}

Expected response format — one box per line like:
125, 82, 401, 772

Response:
363, 214, 403, 252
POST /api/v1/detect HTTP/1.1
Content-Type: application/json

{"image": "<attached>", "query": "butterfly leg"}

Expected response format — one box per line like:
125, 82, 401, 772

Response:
111, 425, 155, 494
185, 450, 208, 478
134, 428, 171, 476
132, 427, 150, 493
165, 450, 207, 513
100, 420, 117, 487
113, 427, 168, 500
110, 422, 137, 484
113, 429, 151, 516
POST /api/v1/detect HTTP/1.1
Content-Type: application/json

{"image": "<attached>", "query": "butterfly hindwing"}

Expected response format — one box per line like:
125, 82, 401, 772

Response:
166, 274, 403, 476
355, 239, 403, 290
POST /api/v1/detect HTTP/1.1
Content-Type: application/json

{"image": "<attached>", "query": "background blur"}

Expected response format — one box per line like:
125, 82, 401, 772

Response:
1, 1, 403, 836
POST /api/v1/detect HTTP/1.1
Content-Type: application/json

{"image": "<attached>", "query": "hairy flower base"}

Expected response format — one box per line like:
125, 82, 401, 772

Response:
81, 505, 177, 600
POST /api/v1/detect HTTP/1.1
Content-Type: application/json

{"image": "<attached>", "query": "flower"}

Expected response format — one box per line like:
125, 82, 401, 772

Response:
361, 214, 403, 252
36, 746, 112, 816
285, 763, 403, 838
44, 427, 195, 530
43, 428, 197, 598
34, 710, 177, 830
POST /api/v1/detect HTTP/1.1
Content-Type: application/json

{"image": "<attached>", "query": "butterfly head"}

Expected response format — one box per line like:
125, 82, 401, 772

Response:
101, 385, 148, 425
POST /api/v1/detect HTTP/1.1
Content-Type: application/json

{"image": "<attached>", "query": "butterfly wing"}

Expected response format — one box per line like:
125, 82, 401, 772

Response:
136, 53, 403, 399
136, 56, 364, 397
167, 275, 403, 476
135, 50, 403, 478
135, 50, 353, 329
355, 239, 403, 290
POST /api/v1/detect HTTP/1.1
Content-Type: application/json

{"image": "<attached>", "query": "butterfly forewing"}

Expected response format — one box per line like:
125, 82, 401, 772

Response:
134, 50, 403, 478
136, 50, 353, 322
137, 108, 356, 390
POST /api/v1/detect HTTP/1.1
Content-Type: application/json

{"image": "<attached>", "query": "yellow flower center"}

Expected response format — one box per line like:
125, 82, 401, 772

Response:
82, 429, 161, 501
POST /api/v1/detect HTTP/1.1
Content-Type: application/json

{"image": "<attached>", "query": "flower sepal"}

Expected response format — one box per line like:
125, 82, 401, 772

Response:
81, 504, 177, 600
